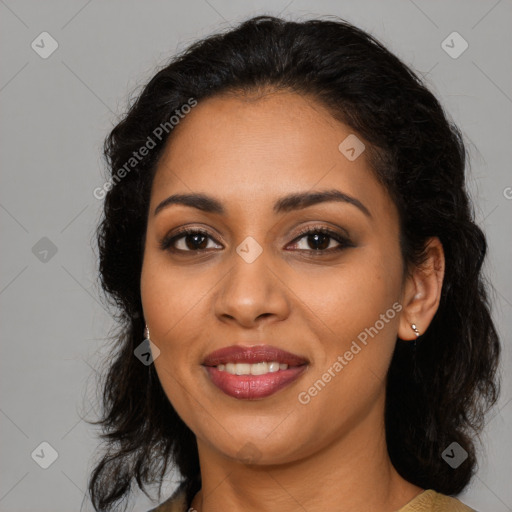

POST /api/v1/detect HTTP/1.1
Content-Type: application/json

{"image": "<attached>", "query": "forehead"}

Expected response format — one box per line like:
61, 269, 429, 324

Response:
151, 91, 394, 222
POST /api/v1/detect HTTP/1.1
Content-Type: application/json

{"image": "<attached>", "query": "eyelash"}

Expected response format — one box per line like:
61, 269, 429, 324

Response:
160, 226, 353, 256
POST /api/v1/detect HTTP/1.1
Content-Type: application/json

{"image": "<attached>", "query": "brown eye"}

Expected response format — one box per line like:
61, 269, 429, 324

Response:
288, 227, 353, 254
160, 229, 222, 252
160, 226, 353, 255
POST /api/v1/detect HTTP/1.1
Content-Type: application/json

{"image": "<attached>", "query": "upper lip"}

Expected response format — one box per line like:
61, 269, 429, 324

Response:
202, 345, 308, 367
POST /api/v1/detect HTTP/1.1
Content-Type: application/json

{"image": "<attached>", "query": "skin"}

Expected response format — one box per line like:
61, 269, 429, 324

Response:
140, 90, 445, 512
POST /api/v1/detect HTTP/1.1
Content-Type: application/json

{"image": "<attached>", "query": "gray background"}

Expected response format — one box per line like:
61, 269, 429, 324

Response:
1, 1, 511, 511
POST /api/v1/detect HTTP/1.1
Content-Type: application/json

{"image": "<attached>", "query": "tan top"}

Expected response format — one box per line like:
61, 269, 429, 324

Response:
397, 489, 476, 511
148, 487, 477, 511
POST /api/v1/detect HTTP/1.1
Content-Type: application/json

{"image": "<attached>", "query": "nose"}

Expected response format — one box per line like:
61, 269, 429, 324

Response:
214, 247, 291, 328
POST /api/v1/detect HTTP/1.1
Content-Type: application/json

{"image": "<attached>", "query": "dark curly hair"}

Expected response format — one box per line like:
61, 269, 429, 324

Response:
88, 14, 501, 512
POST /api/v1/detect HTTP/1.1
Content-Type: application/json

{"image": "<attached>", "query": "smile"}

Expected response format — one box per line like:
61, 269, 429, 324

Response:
202, 345, 308, 400
216, 361, 289, 375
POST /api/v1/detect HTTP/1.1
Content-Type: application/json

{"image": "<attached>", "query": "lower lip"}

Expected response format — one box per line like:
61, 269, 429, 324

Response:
204, 365, 307, 400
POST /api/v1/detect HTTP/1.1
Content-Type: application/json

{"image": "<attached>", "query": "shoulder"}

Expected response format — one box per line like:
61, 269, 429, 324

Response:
398, 489, 478, 512
146, 483, 189, 512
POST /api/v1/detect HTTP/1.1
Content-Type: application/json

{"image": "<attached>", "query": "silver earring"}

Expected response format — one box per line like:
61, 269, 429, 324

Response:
411, 323, 420, 337
144, 325, 150, 341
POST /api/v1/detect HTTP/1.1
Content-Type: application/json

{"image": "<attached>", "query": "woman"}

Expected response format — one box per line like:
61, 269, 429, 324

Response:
89, 15, 500, 512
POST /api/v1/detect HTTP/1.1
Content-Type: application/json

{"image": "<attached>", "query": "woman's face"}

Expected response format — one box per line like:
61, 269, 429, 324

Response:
141, 90, 408, 465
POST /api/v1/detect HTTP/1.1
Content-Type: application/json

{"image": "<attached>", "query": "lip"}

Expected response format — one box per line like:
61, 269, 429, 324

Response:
202, 345, 308, 367
204, 366, 307, 400
202, 345, 309, 400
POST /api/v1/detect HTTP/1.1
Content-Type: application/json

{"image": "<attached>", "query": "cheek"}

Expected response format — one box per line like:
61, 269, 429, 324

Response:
290, 249, 402, 346
292, 246, 403, 405
141, 248, 210, 323
140, 252, 204, 362
140, 254, 208, 420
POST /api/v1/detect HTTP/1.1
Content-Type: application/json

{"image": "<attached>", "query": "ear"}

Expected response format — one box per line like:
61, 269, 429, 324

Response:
398, 237, 445, 341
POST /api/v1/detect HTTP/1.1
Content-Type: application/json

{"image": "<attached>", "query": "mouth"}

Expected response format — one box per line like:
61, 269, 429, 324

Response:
202, 345, 309, 400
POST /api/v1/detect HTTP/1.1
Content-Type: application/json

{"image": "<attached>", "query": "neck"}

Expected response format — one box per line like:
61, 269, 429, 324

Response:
190, 393, 423, 512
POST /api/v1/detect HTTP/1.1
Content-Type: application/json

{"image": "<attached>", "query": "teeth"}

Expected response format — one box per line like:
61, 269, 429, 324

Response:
250, 362, 269, 375
216, 361, 289, 375
268, 362, 280, 373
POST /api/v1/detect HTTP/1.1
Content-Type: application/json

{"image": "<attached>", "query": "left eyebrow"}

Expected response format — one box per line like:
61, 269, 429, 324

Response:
273, 189, 371, 218
154, 189, 371, 218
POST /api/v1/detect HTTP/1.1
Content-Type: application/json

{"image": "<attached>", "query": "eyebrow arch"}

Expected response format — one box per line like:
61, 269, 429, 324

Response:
154, 189, 371, 218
